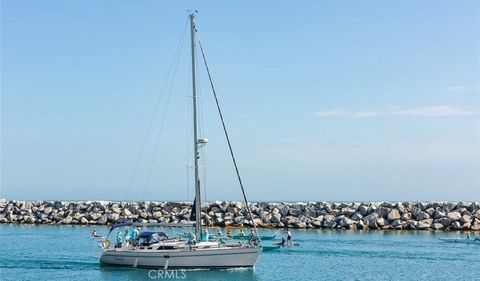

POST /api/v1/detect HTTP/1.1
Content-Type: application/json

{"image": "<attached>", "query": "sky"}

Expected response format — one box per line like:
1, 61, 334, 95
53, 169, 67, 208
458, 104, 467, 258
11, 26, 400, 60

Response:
1, 1, 479, 202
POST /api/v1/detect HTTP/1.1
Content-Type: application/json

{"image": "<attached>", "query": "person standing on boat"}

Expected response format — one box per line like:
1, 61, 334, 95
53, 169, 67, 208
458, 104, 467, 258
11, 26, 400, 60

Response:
131, 227, 140, 246
123, 229, 131, 247
202, 228, 209, 242
226, 229, 233, 237
115, 231, 123, 248
238, 229, 245, 237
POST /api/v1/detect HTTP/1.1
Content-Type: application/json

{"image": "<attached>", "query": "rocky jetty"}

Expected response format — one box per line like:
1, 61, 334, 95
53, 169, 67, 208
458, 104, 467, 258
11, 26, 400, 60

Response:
0, 199, 479, 231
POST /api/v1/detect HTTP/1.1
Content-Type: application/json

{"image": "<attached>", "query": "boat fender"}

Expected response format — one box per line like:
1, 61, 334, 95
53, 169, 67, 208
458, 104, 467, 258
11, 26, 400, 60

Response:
164, 257, 169, 270
102, 240, 110, 249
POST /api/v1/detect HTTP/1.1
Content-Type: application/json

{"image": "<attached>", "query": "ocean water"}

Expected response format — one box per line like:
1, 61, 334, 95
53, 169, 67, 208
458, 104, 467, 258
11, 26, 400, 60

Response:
0, 224, 478, 281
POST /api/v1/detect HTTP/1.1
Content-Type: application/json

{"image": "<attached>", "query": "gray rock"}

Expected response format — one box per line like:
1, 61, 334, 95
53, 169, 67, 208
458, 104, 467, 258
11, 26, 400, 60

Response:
432, 223, 444, 230
43, 207, 53, 215
433, 209, 446, 219
351, 212, 363, 221
358, 205, 369, 216
62, 216, 73, 224
289, 208, 302, 217
375, 206, 391, 219
97, 215, 108, 224
363, 212, 379, 223
416, 211, 430, 221
434, 217, 452, 227
376, 218, 386, 227
418, 220, 432, 229
107, 213, 120, 222
387, 209, 401, 221
451, 221, 462, 230
447, 212, 461, 221
460, 215, 472, 224
337, 217, 355, 228
367, 220, 378, 229
391, 219, 403, 227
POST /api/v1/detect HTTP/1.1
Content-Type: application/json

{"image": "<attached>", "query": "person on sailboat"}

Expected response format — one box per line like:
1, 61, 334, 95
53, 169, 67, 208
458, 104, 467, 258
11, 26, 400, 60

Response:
123, 229, 131, 246
226, 229, 233, 237
115, 231, 123, 248
202, 229, 210, 242
131, 227, 140, 246
238, 229, 245, 237
188, 232, 197, 245
216, 229, 223, 237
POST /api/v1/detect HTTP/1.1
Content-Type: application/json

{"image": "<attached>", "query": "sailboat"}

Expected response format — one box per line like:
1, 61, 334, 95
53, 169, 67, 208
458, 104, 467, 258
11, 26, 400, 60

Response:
99, 12, 261, 269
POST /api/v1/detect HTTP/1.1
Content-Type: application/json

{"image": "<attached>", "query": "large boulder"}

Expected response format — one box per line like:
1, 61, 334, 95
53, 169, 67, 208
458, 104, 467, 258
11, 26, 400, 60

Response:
358, 205, 369, 216
460, 215, 472, 224
107, 213, 120, 223
391, 219, 403, 228
337, 217, 355, 228
416, 211, 430, 221
387, 209, 401, 221
450, 221, 462, 230
447, 212, 462, 221
418, 219, 432, 230
375, 206, 391, 219
351, 212, 363, 221
271, 213, 281, 223
432, 223, 444, 230
434, 217, 452, 227
97, 215, 108, 225
288, 208, 302, 217
433, 209, 446, 219
363, 212, 379, 223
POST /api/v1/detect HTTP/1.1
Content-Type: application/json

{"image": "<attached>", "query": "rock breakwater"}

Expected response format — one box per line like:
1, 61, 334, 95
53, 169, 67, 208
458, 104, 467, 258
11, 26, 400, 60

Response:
1, 200, 479, 231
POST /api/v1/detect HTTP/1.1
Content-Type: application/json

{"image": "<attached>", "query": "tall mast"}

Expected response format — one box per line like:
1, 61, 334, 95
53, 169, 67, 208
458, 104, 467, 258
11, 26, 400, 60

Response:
190, 12, 202, 239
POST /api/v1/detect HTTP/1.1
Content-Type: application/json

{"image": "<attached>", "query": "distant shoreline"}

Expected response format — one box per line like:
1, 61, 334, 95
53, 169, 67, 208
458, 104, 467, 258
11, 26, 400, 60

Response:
1, 200, 479, 231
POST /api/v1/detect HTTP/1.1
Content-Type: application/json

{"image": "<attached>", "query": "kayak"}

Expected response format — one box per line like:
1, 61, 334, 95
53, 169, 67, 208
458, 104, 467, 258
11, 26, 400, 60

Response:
229, 235, 276, 240
272, 242, 300, 246
439, 237, 480, 244
262, 245, 281, 251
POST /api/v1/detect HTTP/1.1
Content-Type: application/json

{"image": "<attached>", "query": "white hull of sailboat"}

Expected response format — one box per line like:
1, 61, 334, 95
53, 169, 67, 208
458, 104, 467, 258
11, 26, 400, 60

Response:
100, 246, 261, 269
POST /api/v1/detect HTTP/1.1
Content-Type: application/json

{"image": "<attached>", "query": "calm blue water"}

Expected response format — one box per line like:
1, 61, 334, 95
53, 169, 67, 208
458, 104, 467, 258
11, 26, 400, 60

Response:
0, 224, 478, 281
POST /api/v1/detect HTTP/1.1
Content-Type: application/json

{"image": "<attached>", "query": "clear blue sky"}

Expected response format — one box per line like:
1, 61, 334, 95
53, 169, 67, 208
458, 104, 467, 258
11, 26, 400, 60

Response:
1, 1, 479, 202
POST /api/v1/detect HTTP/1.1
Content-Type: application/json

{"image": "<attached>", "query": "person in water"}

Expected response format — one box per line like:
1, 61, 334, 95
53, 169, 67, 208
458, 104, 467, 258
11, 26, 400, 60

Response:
285, 229, 292, 246
91, 229, 98, 237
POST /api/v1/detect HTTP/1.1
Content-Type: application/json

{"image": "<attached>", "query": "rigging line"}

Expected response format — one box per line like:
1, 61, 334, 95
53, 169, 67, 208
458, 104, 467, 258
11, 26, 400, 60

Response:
141, 26, 187, 200
195, 32, 258, 236
124, 19, 189, 200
